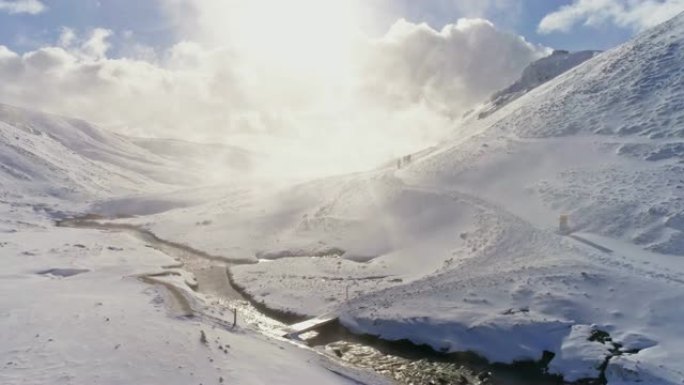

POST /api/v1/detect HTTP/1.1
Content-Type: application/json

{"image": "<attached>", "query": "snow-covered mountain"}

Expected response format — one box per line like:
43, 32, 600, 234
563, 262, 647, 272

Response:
0, 103, 262, 212
3, 9, 683, 385
118, 12, 684, 385
476, 49, 600, 119
413, 12, 684, 255
0, 104, 187, 201
131, 137, 255, 176
360, 12, 684, 383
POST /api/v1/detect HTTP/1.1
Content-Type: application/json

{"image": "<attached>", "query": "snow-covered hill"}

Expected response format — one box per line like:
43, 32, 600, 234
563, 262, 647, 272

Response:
116, 11, 684, 385
130, 137, 257, 181
410, 11, 684, 255
0, 103, 264, 217
0, 103, 186, 202
355, 12, 684, 384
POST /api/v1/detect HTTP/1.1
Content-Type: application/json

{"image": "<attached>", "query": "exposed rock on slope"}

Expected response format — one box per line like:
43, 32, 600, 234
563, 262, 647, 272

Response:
477, 50, 600, 119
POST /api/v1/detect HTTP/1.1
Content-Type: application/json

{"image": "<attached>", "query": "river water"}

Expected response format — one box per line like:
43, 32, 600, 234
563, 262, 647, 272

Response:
57, 217, 573, 385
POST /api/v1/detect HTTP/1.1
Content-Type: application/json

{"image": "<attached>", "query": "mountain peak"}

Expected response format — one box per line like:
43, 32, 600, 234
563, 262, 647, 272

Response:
490, 11, 684, 139
477, 49, 600, 119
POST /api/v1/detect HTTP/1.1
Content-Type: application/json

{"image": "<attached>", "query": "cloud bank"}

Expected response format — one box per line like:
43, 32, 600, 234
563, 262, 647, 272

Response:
0, 12, 547, 175
539, 0, 684, 33
0, 0, 45, 14
360, 18, 545, 117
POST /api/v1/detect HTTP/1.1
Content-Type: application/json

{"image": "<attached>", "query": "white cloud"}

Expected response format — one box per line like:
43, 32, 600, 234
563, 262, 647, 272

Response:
360, 18, 547, 117
79, 28, 112, 60
0, 17, 547, 175
56, 28, 113, 60
58, 27, 77, 48
0, 0, 46, 14
539, 0, 684, 34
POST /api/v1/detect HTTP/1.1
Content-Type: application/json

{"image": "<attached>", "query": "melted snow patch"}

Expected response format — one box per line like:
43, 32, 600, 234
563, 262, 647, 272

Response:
37, 268, 90, 278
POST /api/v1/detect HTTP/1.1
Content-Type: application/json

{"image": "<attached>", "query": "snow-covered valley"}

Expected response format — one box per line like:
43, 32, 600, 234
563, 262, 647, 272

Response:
2, 11, 684, 385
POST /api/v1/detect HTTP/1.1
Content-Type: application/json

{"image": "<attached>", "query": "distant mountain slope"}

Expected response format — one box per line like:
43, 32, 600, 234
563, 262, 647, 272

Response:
130, 137, 255, 178
0, 104, 203, 201
476, 50, 600, 119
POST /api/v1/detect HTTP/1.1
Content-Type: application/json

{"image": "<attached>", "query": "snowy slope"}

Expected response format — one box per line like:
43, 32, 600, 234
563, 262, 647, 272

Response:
476, 49, 600, 119
410, 11, 684, 255
0, 206, 386, 385
0, 102, 272, 228
0, 102, 389, 384
130, 136, 259, 183
0, 104, 177, 202
344, 11, 684, 384
115, 12, 684, 385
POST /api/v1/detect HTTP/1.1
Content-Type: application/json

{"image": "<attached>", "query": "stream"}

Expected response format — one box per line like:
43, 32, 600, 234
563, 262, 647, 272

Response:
57, 216, 579, 385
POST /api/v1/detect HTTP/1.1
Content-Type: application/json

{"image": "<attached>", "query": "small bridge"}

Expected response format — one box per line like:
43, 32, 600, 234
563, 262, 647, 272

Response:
568, 234, 614, 254
283, 313, 339, 339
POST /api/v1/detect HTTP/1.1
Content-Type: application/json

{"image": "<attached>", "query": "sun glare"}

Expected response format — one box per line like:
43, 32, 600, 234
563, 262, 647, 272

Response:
200, 0, 364, 80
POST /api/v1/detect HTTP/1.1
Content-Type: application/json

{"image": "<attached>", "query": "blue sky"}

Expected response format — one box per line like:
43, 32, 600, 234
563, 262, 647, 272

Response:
369, 0, 635, 51
0, 0, 643, 56
0, 0, 176, 54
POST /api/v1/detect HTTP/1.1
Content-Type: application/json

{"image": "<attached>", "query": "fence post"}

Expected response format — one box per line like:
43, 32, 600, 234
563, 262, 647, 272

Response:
232, 308, 237, 328
559, 214, 570, 235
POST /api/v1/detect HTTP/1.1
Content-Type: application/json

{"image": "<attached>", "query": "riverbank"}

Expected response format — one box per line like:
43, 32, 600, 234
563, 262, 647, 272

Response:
59, 214, 589, 385
0, 207, 388, 385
